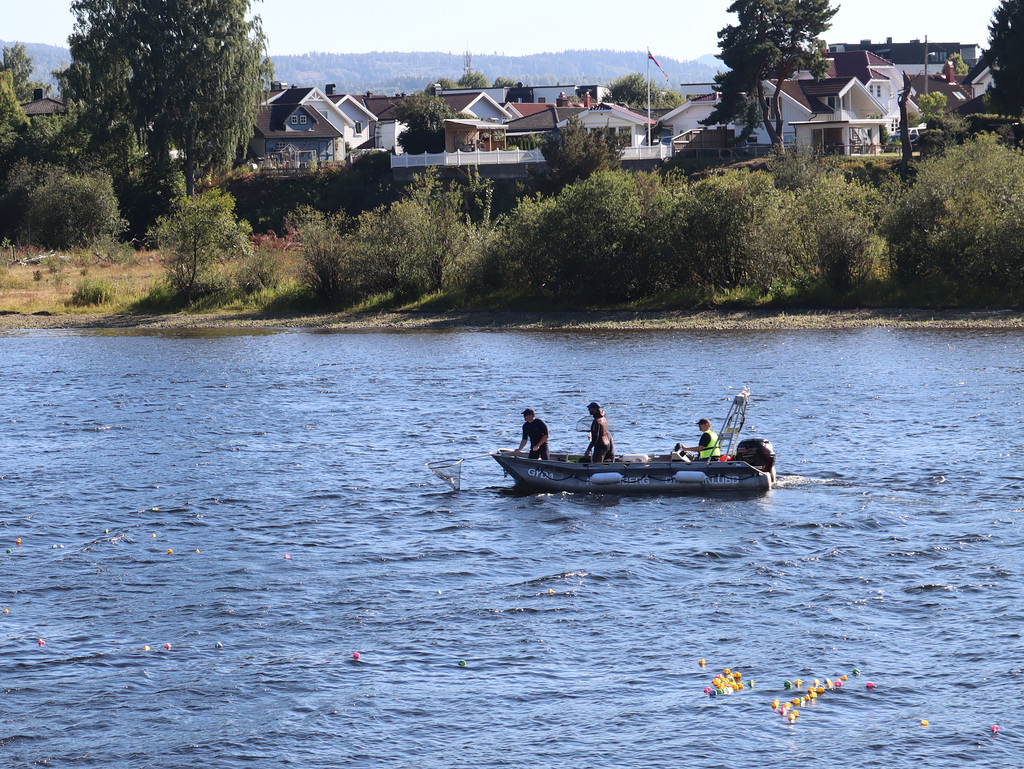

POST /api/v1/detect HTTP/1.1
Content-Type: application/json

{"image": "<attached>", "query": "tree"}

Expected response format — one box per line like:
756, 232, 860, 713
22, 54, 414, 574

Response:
21, 167, 126, 249
65, 0, 272, 197
607, 72, 685, 110
0, 70, 28, 164
424, 78, 458, 93
705, 0, 838, 146
917, 91, 948, 122
394, 93, 453, 154
987, 0, 1024, 117
538, 116, 627, 194
2, 43, 47, 103
152, 189, 252, 305
0, 70, 28, 132
946, 53, 970, 76
492, 77, 518, 88
457, 71, 490, 89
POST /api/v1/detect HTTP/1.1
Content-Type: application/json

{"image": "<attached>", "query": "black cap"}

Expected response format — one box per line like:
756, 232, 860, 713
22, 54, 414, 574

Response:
522, 408, 534, 416
587, 401, 601, 410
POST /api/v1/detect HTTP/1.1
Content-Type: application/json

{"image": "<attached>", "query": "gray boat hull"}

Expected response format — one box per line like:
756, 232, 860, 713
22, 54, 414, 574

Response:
491, 451, 773, 494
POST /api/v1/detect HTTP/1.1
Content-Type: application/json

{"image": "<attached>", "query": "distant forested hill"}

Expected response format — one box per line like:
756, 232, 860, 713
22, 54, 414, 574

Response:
268, 49, 721, 95
1, 41, 71, 86
3, 43, 722, 96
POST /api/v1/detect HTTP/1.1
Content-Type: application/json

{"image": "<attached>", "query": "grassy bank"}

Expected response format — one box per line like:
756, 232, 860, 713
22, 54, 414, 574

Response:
4, 248, 1024, 331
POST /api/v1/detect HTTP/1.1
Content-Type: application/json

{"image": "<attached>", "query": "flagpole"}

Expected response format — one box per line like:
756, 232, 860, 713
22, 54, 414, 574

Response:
647, 48, 652, 146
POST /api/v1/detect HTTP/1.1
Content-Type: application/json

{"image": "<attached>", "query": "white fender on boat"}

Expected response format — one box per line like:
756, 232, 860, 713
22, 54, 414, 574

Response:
674, 471, 706, 483
590, 472, 624, 485
621, 454, 649, 463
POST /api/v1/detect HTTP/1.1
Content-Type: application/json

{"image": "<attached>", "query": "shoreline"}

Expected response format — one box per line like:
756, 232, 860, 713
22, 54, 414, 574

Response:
2, 307, 1024, 331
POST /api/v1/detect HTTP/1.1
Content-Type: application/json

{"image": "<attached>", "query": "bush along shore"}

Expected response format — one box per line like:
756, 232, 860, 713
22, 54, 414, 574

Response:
5, 139, 1024, 327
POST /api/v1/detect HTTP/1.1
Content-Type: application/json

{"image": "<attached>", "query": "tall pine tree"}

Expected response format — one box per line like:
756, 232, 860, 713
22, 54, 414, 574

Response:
988, 0, 1024, 117
703, 0, 837, 147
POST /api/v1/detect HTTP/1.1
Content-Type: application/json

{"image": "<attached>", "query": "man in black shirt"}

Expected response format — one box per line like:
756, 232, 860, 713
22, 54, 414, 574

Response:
516, 408, 550, 460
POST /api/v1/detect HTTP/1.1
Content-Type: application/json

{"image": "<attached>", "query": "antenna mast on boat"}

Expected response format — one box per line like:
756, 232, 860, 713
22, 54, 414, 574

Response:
717, 387, 750, 458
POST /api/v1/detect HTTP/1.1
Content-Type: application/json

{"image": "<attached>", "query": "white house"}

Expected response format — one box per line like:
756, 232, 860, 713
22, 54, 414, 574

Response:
766, 76, 889, 154
560, 103, 657, 147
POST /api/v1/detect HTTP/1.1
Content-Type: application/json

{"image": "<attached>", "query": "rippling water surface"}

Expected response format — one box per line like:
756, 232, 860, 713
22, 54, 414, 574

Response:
1, 327, 1023, 767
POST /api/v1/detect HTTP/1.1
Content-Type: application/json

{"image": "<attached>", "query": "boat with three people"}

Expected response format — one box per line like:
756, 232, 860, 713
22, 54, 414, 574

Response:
490, 387, 776, 494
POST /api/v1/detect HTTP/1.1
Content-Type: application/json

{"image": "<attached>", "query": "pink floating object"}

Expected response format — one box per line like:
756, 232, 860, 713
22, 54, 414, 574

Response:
38, 639, 45, 647
284, 554, 291, 560
992, 725, 1000, 734
865, 681, 875, 689
164, 643, 172, 650
704, 687, 712, 694
835, 680, 843, 688
353, 652, 360, 660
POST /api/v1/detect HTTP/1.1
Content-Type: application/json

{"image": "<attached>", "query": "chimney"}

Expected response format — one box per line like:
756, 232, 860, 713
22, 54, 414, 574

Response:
886, 37, 893, 44
945, 60, 955, 82
33, 87, 43, 101
326, 83, 335, 95
583, 92, 591, 108
432, 82, 443, 97
271, 81, 282, 91
556, 92, 568, 107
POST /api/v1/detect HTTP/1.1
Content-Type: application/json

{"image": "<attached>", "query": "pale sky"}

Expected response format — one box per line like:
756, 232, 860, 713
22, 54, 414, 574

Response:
1, 0, 996, 60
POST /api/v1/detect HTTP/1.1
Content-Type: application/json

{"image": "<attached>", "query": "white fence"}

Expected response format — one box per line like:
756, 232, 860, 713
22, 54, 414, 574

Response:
392, 148, 544, 169
392, 144, 672, 169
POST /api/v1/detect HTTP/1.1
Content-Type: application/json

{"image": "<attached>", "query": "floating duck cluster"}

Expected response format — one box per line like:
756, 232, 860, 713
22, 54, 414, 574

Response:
772, 673, 851, 723
703, 667, 752, 696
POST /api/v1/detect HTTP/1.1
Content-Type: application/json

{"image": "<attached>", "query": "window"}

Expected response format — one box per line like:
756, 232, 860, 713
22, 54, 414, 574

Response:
290, 115, 298, 125
355, 121, 363, 134
300, 114, 307, 125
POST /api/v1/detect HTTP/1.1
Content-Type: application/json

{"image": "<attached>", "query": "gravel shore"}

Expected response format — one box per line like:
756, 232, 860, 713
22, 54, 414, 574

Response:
2, 307, 1023, 331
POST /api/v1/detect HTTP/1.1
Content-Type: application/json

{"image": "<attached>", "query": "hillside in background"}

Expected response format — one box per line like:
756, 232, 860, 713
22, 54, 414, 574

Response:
2, 41, 71, 88
4, 42, 721, 95
271, 49, 722, 95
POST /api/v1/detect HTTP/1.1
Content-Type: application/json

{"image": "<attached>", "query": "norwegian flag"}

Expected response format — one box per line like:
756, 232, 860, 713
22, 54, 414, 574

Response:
648, 50, 669, 81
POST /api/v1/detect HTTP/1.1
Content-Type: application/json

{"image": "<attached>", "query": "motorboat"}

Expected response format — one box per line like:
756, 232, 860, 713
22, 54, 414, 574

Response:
490, 388, 776, 494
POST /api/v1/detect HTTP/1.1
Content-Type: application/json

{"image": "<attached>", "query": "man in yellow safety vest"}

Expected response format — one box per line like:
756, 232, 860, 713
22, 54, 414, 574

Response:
679, 418, 721, 461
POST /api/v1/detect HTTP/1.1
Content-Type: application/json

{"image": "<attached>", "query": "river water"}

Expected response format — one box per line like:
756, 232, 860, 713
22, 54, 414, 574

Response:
1, 327, 1022, 767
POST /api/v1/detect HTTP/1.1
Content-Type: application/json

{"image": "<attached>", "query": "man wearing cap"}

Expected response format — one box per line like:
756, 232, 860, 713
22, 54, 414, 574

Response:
516, 408, 549, 460
679, 418, 721, 461
582, 401, 615, 464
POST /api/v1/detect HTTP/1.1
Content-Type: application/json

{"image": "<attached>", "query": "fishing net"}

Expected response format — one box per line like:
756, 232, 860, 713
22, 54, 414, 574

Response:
426, 458, 464, 491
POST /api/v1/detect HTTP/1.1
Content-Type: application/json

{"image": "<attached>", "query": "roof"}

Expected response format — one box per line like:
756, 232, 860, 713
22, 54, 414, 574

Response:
253, 104, 342, 139
21, 96, 65, 117
908, 74, 972, 107
778, 77, 854, 113
962, 55, 989, 86
828, 40, 974, 65
267, 86, 316, 105
578, 102, 656, 124
504, 105, 585, 133
828, 51, 897, 84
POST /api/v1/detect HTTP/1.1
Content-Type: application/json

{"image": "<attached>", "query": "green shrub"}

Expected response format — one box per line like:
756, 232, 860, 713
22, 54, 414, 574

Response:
151, 189, 251, 305
19, 166, 126, 249
69, 277, 116, 306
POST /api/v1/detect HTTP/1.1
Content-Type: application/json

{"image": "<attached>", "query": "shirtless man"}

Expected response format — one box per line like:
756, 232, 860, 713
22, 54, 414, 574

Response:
582, 401, 614, 463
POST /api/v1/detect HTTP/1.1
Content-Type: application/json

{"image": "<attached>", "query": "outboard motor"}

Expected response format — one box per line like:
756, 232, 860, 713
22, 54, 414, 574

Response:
736, 438, 776, 478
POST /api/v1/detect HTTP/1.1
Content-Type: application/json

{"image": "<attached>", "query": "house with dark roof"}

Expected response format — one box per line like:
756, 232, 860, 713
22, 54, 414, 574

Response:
827, 39, 981, 74
503, 104, 586, 142
20, 88, 64, 120
249, 102, 343, 166
760, 75, 889, 153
